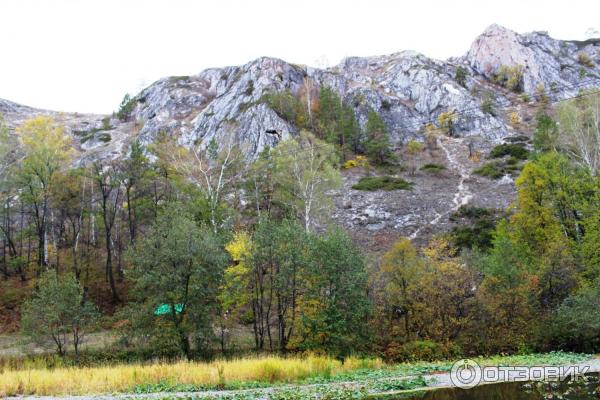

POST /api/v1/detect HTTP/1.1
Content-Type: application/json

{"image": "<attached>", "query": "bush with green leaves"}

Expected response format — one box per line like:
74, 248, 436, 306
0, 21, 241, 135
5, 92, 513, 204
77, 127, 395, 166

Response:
385, 340, 461, 363
549, 281, 600, 352
298, 228, 371, 356
420, 163, 446, 173
21, 270, 98, 358
449, 206, 500, 251
125, 205, 229, 359
454, 66, 468, 88
493, 65, 524, 92
352, 176, 413, 191
489, 143, 529, 160
116, 94, 136, 121
474, 159, 522, 179
480, 91, 496, 115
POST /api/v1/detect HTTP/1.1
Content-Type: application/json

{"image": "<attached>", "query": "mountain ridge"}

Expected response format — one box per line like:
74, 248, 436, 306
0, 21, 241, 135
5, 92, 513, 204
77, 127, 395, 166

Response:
2, 24, 599, 241
1, 24, 599, 161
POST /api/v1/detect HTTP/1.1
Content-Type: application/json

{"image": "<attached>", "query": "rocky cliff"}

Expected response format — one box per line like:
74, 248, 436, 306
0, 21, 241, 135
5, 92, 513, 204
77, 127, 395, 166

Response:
2, 24, 599, 243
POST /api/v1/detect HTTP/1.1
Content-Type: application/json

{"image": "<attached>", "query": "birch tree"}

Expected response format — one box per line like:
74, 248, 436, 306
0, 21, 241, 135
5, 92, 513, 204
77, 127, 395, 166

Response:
557, 91, 600, 175
272, 130, 341, 232
16, 116, 73, 271
168, 131, 245, 231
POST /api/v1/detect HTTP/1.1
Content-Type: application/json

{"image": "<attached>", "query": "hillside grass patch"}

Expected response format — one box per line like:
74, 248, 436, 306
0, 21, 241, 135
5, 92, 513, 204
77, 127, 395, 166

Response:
352, 176, 413, 191
489, 143, 529, 160
420, 163, 446, 173
474, 159, 522, 180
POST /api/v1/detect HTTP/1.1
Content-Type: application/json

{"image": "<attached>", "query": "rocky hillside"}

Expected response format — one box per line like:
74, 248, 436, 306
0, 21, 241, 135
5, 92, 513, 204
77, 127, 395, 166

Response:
2, 24, 599, 243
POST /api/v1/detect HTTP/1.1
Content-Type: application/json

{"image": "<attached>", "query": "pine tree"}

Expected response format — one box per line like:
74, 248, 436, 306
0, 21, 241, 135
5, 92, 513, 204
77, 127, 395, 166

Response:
365, 109, 392, 164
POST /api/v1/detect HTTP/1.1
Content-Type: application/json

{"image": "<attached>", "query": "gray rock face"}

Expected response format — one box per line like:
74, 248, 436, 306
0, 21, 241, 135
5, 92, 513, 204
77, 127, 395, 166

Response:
466, 24, 600, 96
5, 25, 598, 161
129, 49, 512, 157
2, 24, 598, 242
122, 25, 600, 158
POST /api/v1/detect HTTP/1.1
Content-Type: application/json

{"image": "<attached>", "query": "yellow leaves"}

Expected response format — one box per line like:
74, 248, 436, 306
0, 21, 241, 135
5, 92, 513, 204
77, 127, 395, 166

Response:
225, 231, 252, 262
422, 237, 457, 261
493, 64, 524, 92
509, 111, 521, 127
437, 109, 456, 135
405, 140, 424, 155
342, 155, 368, 169
221, 232, 253, 311
381, 237, 418, 274
17, 116, 73, 160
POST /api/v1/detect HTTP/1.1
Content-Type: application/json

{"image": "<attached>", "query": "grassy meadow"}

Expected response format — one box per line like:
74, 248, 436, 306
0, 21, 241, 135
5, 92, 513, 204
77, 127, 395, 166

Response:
0, 352, 591, 397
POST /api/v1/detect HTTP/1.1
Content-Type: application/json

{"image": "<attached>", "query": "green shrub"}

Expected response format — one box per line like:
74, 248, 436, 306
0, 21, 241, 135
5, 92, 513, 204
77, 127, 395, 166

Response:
448, 206, 500, 250
474, 160, 522, 179
493, 65, 524, 92
420, 163, 446, 173
455, 66, 468, 88
169, 75, 189, 83
480, 91, 496, 115
352, 176, 413, 191
264, 90, 307, 126
503, 135, 529, 143
449, 205, 491, 221
117, 94, 136, 121
101, 117, 112, 131
489, 143, 529, 160
245, 80, 254, 96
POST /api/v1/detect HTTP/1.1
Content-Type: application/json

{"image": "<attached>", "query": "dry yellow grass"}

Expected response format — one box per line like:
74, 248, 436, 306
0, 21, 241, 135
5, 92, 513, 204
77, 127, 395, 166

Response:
0, 355, 383, 396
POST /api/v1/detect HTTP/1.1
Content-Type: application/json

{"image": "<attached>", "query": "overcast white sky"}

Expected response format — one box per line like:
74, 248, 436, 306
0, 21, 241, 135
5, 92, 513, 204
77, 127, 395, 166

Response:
1, 0, 599, 114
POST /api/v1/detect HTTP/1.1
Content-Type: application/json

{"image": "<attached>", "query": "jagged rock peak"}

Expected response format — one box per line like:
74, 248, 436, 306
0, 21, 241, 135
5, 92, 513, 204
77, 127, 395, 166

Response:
466, 24, 600, 94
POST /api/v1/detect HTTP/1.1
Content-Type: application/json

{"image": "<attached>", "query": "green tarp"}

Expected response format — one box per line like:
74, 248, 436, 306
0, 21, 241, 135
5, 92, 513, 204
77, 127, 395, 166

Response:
154, 303, 184, 316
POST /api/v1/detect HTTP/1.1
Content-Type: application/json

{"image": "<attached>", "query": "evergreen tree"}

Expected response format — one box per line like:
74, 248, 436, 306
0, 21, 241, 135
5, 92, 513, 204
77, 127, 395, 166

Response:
365, 109, 392, 164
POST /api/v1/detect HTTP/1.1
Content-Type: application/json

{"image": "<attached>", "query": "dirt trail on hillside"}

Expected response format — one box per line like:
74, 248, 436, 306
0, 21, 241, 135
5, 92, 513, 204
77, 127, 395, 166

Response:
410, 137, 473, 239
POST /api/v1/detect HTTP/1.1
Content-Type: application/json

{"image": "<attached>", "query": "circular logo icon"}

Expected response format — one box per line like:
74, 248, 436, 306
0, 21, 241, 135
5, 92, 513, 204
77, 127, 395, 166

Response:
450, 359, 482, 389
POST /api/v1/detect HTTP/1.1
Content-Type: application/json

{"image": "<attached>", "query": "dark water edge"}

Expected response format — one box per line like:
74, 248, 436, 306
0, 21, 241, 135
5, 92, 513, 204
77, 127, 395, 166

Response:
383, 373, 600, 400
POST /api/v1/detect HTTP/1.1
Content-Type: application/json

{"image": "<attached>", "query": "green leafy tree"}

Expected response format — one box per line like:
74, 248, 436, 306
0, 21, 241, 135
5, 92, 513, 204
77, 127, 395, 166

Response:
342, 104, 363, 154
222, 220, 309, 352
272, 131, 341, 232
365, 109, 392, 164
550, 281, 600, 351
21, 270, 98, 359
92, 162, 122, 303
454, 66, 468, 88
116, 93, 136, 121
556, 90, 600, 175
298, 228, 371, 356
377, 238, 423, 338
120, 141, 151, 244
533, 113, 558, 153
474, 221, 536, 352
16, 116, 73, 270
126, 205, 228, 359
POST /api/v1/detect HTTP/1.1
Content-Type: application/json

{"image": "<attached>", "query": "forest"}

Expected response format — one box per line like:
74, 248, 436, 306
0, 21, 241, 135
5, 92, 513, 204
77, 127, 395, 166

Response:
1, 85, 600, 367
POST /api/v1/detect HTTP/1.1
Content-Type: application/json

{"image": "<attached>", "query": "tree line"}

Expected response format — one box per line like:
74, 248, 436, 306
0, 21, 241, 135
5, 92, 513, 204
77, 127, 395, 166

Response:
1, 88, 600, 362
